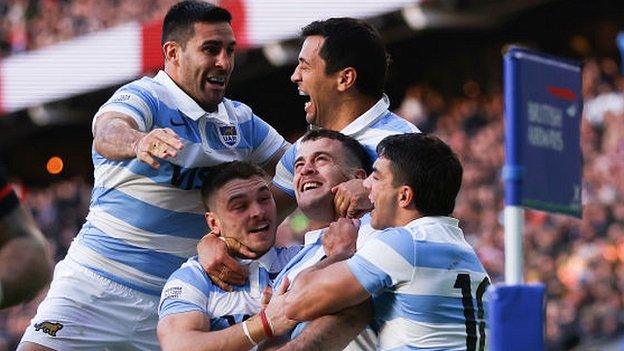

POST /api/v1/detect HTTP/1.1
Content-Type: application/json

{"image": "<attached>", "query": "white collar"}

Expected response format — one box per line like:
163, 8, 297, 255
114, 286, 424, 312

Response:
154, 70, 230, 124
303, 228, 326, 247
340, 94, 390, 136
238, 247, 277, 271
405, 216, 460, 229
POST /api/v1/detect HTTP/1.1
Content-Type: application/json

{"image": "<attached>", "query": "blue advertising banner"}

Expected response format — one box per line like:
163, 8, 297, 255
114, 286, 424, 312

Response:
503, 48, 582, 217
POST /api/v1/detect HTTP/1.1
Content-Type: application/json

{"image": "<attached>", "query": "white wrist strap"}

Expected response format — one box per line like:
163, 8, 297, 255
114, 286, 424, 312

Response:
242, 320, 257, 346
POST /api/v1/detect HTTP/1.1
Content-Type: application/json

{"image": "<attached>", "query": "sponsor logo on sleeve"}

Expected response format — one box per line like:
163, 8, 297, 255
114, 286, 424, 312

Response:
163, 286, 183, 300
110, 93, 133, 103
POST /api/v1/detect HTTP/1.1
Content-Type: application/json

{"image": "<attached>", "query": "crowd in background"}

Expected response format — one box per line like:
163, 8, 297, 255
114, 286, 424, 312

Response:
0, 0, 177, 57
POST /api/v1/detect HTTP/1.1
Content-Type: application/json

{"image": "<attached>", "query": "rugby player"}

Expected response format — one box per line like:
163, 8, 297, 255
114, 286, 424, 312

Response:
274, 133, 492, 350
19, 2, 287, 350
271, 18, 420, 246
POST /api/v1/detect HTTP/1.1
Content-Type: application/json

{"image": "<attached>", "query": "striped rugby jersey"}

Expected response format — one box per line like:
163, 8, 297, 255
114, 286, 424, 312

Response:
272, 214, 378, 351
346, 216, 491, 351
159, 246, 301, 330
68, 71, 287, 296
272, 95, 420, 197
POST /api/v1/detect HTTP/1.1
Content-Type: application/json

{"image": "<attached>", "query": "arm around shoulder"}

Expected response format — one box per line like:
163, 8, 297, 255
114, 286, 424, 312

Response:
283, 261, 370, 322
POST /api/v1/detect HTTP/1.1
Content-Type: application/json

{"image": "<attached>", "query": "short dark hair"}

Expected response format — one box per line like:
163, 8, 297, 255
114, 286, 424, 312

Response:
200, 161, 268, 210
301, 129, 372, 175
301, 18, 388, 98
162, 0, 232, 47
377, 133, 463, 216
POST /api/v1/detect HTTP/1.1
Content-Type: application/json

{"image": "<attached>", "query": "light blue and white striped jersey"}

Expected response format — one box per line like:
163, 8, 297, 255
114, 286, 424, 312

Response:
346, 217, 491, 351
68, 71, 287, 296
159, 246, 301, 331
273, 95, 420, 197
272, 214, 378, 351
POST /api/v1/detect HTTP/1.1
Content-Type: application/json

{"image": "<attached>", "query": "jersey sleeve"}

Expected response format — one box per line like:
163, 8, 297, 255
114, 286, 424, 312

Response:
231, 101, 287, 166
346, 228, 414, 296
248, 114, 288, 165
272, 141, 299, 197
93, 82, 158, 134
272, 245, 303, 273
158, 261, 213, 319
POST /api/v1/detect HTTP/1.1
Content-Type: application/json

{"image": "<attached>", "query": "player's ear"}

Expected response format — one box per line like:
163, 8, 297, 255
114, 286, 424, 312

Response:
354, 168, 367, 180
163, 41, 181, 65
205, 212, 222, 236
336, 67, 357, 92
398, 186, 413, 209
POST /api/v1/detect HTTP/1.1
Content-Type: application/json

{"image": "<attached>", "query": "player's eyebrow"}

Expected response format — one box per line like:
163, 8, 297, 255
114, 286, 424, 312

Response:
227, 193, 247, 204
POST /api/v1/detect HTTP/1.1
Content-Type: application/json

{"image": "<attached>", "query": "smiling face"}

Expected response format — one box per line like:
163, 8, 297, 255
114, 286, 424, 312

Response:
205, 176, 276, 256
294, 138, 357, 218
166, 21, 235, 112
290, 35, 339, 127
363, 157, 400, 230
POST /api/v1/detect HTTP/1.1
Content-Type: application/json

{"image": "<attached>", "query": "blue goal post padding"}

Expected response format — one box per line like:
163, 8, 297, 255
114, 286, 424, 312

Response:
486, 284, 545, 351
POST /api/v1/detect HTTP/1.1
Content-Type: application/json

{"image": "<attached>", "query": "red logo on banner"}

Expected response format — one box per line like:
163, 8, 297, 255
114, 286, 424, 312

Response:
547, 86, 577, 101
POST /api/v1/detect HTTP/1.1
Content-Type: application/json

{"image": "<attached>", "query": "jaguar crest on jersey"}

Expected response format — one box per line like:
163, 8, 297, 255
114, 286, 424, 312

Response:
218, 125, 240, 148
34, 321, 64, 337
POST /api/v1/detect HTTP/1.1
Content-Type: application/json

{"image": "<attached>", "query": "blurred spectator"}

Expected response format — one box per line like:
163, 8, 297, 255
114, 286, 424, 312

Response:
0, 178, 90, 349
0, 0, 178, 57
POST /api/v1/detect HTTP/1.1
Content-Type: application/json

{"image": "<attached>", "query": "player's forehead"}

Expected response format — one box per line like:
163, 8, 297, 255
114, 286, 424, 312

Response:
188, 21, 235, 45
217, 176, 269, 200
372, 157, 392, 175
298, 137, 345, 159
299, 35, 324, 62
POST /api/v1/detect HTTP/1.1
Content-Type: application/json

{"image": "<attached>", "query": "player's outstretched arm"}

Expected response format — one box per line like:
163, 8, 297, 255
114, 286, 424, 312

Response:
93, 112, 183, 169
280, 218, 369, 321
282, 261, 369, 322
158, 305, 296, 351
0, 204, 52, 308
158, 311, 255, 351
274, 300, 373, 351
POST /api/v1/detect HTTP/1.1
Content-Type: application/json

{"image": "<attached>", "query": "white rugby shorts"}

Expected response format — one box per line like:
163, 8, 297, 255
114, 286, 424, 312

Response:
20, 258, 160, 350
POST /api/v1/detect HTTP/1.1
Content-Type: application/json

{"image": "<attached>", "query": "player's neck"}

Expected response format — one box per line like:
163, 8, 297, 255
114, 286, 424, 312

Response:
301, 207, 335, 231
321, 94, 378, 131
394, 209, 424, 227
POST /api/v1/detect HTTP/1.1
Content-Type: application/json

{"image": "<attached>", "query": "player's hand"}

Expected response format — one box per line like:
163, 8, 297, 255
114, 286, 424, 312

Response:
265, 277, 297, 336
323, 218, 360, 257
260, 286, 273, 309
132, 128, 184, 169
331, 179, 372, 219
197, 232, 257, 291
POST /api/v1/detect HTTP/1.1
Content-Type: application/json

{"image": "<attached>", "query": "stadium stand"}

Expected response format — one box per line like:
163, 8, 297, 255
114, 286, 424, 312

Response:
0, 0, 177, 57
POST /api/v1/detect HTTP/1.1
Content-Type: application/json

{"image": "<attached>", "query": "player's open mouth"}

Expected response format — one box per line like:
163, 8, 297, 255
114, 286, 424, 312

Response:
249, 224, 270, 233
301, 181, 322, 192
299, 89, 312, 113
207, 76, 226, 87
